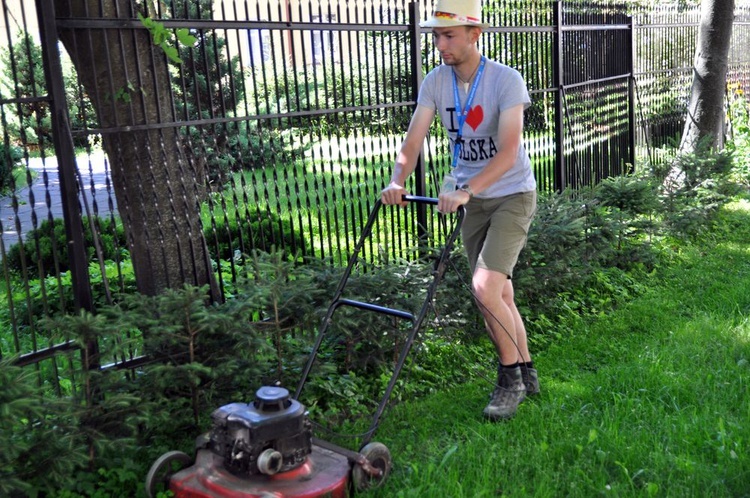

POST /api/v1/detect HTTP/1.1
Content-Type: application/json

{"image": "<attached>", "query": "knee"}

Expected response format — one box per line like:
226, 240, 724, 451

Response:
471, 273, 509, 305
471, 269, 513, 307
501, 280, 516, 306
472, 281, 490, 304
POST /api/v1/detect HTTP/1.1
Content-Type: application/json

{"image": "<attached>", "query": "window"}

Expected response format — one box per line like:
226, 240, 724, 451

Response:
247, 28, 270, 67
312, 15, 338, 65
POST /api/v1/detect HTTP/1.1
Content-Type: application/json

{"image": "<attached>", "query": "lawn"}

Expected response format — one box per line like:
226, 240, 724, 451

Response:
364, 198, 750, 498
3, 132, 748, 496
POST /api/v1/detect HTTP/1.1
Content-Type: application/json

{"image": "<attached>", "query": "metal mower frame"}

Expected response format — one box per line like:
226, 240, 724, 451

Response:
145, 195, 464, 497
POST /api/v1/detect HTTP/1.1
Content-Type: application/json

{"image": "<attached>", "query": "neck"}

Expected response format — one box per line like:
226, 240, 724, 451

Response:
454, 53, 482, 84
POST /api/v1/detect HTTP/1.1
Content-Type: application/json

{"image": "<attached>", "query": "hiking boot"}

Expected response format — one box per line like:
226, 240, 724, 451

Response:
522, 366, 540, 396
483, 365, 526, 421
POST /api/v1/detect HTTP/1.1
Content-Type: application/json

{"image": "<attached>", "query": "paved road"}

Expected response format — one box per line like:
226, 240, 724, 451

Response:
0, 152, 117, 253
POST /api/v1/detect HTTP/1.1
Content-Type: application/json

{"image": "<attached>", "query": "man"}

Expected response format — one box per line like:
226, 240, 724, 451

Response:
380, 0, 538, 420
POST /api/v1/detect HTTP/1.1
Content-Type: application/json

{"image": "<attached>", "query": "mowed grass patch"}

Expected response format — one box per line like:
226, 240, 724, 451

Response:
366, 199, 750, 498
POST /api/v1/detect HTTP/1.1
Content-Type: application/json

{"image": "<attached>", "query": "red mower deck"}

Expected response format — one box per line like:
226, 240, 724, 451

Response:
170, 445, 349, 498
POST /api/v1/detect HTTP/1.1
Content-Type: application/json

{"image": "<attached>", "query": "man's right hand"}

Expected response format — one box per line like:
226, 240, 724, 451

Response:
381, 182, 409, 207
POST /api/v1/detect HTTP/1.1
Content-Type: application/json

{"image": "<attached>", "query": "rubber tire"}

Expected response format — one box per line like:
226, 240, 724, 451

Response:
145, 450, 193, 498
351, 442, 392, 492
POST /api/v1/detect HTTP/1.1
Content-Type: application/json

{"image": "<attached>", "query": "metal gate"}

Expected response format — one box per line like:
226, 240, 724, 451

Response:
5, 0, 744, 371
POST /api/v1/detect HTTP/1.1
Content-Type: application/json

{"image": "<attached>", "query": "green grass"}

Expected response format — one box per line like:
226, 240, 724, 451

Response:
365, 198, 750, 498
11, 166, 29, 189
196, 132, 656, 265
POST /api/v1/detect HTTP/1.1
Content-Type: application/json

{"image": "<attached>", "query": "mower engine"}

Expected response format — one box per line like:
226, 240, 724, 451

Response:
209, 386, 312, 477
146, 385, 384, 498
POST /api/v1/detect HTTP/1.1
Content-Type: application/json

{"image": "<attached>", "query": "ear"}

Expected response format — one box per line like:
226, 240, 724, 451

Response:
469, 26, 482, 43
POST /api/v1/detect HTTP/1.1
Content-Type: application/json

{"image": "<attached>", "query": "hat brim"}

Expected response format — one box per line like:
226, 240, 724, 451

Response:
420, 18, 490, 28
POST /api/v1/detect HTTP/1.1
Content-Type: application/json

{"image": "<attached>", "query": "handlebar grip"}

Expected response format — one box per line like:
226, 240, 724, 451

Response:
400, 194, 465, 221
401, 194, 437, 205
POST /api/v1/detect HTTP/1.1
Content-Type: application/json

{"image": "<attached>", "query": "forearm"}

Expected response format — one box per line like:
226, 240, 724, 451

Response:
389, 146, 420, 186
388, 104, 435, 187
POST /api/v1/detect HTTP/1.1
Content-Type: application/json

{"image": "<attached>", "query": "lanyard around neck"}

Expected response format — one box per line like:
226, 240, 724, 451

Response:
451, 56, 486, 168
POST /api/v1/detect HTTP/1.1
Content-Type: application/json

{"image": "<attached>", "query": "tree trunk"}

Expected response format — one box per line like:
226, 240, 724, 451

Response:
57, 0, 220, 300
679, 0, 736, 153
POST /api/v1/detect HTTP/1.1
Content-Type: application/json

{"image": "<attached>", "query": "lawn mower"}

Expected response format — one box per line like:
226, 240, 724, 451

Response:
145, 196, 464, 497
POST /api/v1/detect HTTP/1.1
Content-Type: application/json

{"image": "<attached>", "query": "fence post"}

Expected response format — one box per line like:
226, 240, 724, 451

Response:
627, 14, 636, 172
409, 1, 428, 235
409, 1, 425, 197
35, 0, 99, 367
553, 1, 566, 191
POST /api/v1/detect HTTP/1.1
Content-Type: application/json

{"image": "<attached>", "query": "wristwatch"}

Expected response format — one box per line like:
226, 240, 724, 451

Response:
458, 184, 474, 198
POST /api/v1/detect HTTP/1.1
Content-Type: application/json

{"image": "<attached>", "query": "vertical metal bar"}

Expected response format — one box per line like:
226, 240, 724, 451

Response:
553, 0, 565, 191
36, 0, 100, 380
35, 0, 93, 314
409, 0, 424, 194
627, 14, 636, 172
408, 1, 427, 238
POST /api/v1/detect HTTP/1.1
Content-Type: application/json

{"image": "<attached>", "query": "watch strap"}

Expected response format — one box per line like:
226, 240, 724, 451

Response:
459, 184, 474, 198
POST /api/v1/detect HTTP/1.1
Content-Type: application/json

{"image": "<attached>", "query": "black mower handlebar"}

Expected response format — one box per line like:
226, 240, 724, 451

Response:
399, 194, 466, 220
401, 194, 437, 205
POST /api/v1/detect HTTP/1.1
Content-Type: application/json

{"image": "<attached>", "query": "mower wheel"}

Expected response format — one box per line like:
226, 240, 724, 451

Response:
145, 450, 192, 498
352, 442, 392, 492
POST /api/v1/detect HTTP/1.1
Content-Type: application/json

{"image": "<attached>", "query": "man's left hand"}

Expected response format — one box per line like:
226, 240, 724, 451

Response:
437, 189, 470, 213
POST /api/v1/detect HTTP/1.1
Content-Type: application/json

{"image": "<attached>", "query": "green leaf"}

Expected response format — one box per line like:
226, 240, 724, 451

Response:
153, 29, 169, 46
588, 428, 598, 443
162, 45, 182, 64
176, 29, 197, 47
137, 12, 155, 29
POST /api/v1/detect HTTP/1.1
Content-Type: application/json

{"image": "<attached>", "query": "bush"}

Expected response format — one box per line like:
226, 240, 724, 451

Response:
205, 206, 310, 262
0, 141, 22, 193
4, 216, 126, 276
0, 31, 52, 147
658, 144, 740, 239
727, 90, 750, 188
4, 199, 306, 279
0, 358, 92, 497
184, 120, 290, 189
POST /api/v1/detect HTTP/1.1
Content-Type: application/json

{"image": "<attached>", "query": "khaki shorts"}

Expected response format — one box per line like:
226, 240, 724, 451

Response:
461, 190, 537, 278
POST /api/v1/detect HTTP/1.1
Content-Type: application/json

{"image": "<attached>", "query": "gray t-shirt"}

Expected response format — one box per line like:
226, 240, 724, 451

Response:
418, 58, 536, 198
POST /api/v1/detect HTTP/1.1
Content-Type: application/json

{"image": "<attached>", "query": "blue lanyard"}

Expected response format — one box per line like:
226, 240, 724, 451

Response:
451, 56, 486, 168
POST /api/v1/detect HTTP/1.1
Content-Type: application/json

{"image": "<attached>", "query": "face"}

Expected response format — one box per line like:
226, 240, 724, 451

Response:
432, 26, 480, 66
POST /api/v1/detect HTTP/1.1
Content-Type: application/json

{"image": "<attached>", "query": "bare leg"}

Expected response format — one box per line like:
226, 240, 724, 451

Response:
475, 268, 530, 419
472, 268, 521, 365
503, 279, 531, 364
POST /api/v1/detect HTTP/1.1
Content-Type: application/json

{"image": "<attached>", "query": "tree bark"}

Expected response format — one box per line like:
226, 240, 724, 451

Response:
57, 0, 220, 300
679, 0, 736, 153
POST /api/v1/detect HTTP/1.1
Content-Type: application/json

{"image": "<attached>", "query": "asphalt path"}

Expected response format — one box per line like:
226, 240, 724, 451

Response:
0, 152, 117, 253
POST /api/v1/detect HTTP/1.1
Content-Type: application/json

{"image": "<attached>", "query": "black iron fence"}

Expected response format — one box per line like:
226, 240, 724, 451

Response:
1, 0, 749, 372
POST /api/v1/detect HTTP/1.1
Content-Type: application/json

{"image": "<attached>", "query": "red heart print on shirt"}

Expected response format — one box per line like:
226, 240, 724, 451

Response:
465, 105, 484, 131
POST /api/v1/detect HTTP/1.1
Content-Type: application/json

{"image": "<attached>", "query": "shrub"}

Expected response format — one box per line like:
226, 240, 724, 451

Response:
184, 120, 290, 189
590, 173, 660, 269
205, 206, 310, 262
0, 31, 53, 146
658, 144, 740, 239
4, 216, 126, 276
727, 90, 750, 188
0, 141, 22, 193
0, 358, 91, 497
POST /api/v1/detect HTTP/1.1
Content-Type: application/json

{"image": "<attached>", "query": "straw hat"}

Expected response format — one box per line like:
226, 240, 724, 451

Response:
420, 0, 490, 28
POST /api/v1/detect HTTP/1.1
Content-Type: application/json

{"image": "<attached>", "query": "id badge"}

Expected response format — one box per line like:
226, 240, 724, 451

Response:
441, 173, 457, 194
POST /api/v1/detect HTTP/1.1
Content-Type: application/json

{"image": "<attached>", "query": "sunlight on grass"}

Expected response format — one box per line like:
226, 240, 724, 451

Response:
735, 317, 750, 345
366, 200, 750, 498
304, 133, 404, 161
